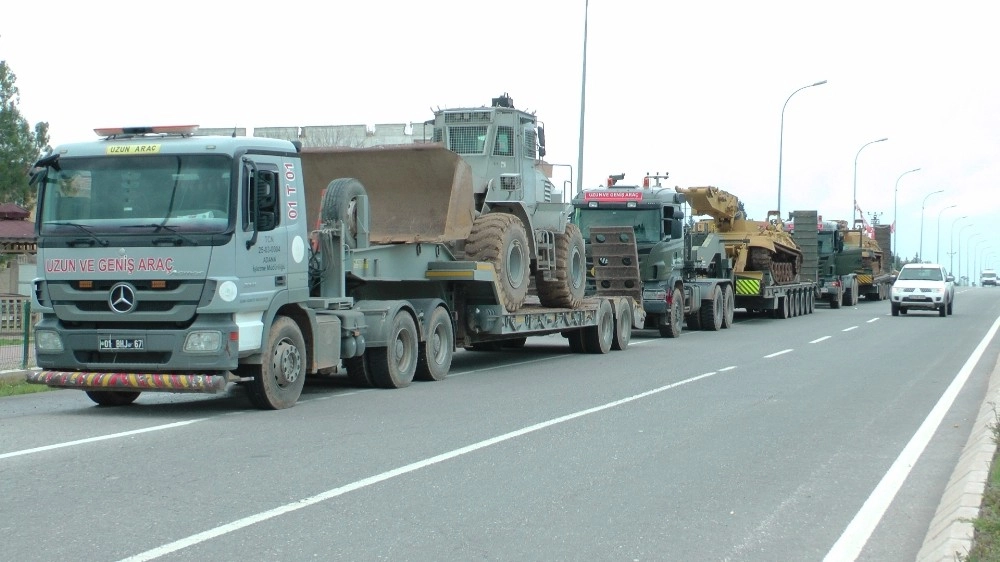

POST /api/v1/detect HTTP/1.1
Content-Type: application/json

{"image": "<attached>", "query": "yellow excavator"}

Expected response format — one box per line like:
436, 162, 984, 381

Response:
676, 186, 803, 284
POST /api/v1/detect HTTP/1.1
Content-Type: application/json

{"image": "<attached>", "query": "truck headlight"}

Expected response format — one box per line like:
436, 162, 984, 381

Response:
184, 331, 222, 352
35, 330, 63, 352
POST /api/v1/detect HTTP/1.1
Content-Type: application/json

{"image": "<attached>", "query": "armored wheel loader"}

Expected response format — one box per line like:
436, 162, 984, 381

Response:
27, 126, 639, 409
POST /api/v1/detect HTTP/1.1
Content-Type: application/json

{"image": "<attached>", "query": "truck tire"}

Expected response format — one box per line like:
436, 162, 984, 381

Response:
247, 317, 306, 410
369, 310, 418, 389
567, 330, 586, 353
699, 286, 724, 331
465, 213, 530, 312
321, 178, 366, 249
582, 299, 614, 354
535, 223, 586, 309
658, 288, 683, 338
415, 306, 453, 382
686, 312, 702, 331
721, 284, 735, 329
830, 293, 841, 309
85, 390, 140, 407
611, 299, 632, 351
344, 355, 374, 387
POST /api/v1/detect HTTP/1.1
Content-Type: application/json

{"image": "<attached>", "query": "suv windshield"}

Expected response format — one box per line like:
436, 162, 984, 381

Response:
38, 154, 232, 235
898, 267, 943, 281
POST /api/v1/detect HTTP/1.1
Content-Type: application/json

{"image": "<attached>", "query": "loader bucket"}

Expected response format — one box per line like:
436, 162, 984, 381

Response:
299, 144, 476, 244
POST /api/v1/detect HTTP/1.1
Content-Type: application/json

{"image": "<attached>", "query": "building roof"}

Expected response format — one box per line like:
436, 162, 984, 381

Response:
0, 203, 30, 220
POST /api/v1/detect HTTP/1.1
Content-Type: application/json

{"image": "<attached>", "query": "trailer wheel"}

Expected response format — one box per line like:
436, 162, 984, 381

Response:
416, 306, 453, 382
321, 178, 367, 249
658, 288, 684, 338
503, 337, 528, 349
611, 299, 632, 351
344, 355, 374, 387
535, 223, 586, 309
582, 299, 614, 354
686, 312, 702, 331
807, 291, 814, 314
721, 284, 735, 329
699, 286, 724, 331
830, 293, 841, 309
465, 213, 530, 312
247, 317, 306, 410
86, 390, 140, 407
369, 311, 418, 389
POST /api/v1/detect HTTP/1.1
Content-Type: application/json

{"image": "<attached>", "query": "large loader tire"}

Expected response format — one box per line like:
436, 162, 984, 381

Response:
415, 306, 453, 382
465, 213, 530, 312
369, 311, 419, 389
535, 223, 586, 309
658, 288, 684, 338
247, 317, 306, 410
321, 178, 366, 248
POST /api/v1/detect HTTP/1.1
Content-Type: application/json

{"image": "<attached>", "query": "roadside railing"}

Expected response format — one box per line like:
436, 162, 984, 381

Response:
0, 297, 36, 371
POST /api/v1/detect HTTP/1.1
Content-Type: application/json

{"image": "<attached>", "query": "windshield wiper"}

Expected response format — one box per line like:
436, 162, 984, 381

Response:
123, 223, 199, 246
48, 222, 110, 247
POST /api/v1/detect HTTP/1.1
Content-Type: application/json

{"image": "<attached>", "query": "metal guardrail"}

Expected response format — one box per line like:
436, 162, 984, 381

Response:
0, 297, 36, 371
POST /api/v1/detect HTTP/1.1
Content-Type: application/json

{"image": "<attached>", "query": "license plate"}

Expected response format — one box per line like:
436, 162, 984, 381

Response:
99, 337, 144, 350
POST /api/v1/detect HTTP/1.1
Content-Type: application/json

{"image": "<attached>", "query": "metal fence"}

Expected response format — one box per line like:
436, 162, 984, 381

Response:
0, 296, 36, 371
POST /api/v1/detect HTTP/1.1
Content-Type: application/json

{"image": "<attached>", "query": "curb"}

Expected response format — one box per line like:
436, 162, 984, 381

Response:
917, 353, 1000, 561
0, 368, 31, 384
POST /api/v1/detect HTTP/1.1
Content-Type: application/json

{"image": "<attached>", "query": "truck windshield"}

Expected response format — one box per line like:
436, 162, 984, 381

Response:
575, 209, 664, 245
37, 154, 232, 234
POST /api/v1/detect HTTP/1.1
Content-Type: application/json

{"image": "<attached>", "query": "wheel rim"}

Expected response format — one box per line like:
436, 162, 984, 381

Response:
272, 338, 302, 387
569, 244, 585, 290
393, 326, 416, 372
430, 324, 447, 365
506, 239, 526, 289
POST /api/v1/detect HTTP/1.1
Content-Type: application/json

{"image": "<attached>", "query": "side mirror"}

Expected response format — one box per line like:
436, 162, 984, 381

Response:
946, 275, 955, 283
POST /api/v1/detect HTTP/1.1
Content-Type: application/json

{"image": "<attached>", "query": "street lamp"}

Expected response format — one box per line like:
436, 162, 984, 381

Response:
949, 216, 969, 273
954, 223, 973, 277
936, 204, 957, 263
893, 168, 921, 264
852, 137, 888, 225
919, 189, 944, 262
963, 232, 981, 285
777, 79, 827, 217
977, 245, 990, 284
971, 238, 985, 284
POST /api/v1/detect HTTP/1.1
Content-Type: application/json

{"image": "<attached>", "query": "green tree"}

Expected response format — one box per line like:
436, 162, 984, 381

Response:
0, 59, 50, 207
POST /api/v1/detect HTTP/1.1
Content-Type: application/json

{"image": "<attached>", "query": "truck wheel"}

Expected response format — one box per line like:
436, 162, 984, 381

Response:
465, 213, 530, 312
808, 291, 815, 314
247, 317, 306, 410
503, 337, 528, 349
891, 302, 900, 316
658, 288, 683, 338
85, 390, 140, 407
415, 306, 453, 382
721, 284, 735, 328
536, 223, 586, 309
582, 299, 614, 354
686, 312, 702, 331
611, 299, 632, 351
321, 178, 367, 249
842, 287, 853, 307
344, 355, 374, 387
699, 286, 724, 331
778, 296, 790, 319
369, 311, 418, 389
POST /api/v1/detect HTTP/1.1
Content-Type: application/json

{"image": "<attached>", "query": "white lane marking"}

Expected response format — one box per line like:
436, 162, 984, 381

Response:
824, 315, 1000, 561
0, 419, 207, 460
842, 326, 859, 332
810, 336, 832, 344
719, 366, 737, 372
764, 349, 793, 358
867, 318, 880, 323
118, 370, 725, 562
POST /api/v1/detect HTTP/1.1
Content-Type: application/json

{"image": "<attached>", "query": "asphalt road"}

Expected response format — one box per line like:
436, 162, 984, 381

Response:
2, 287, 999, 562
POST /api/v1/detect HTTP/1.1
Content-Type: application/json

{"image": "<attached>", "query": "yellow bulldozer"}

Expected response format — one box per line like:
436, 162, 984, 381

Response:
676, 186, 803, 284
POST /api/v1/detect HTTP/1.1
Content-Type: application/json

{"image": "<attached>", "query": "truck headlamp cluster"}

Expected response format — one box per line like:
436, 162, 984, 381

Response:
35, 330, 64, 352
184, 331, 222, 352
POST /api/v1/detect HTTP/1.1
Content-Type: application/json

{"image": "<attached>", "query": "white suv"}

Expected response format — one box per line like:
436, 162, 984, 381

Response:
891, 263, 954, 317
982, 270, 997, 287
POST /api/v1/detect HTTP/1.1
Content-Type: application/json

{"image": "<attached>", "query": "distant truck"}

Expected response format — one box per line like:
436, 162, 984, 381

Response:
27, 118, 640, 409
571, 176, 817, 338
982, 270, 998, 287
789, 218, 891, 307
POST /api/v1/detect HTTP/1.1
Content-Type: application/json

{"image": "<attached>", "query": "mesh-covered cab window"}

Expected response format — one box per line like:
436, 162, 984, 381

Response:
523, 128, 537, 159
449, 126, 487, 154
494, 126, 514, 156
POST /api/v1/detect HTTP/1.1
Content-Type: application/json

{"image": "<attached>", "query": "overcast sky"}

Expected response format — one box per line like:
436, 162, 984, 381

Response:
3, 1, 998, 274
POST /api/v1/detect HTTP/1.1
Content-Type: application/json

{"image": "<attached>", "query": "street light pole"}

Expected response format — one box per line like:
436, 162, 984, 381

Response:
971, 238, 985, 284
949, 216, 969, 273
963, 232, 981, 286
575, 0, 590, 193
955, 223, 973, 278
777, 80, 827, 218
893, 167, 921, 267
936, 204, 957, 263
852, 137, 888, 225
918, 190, 944, 262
